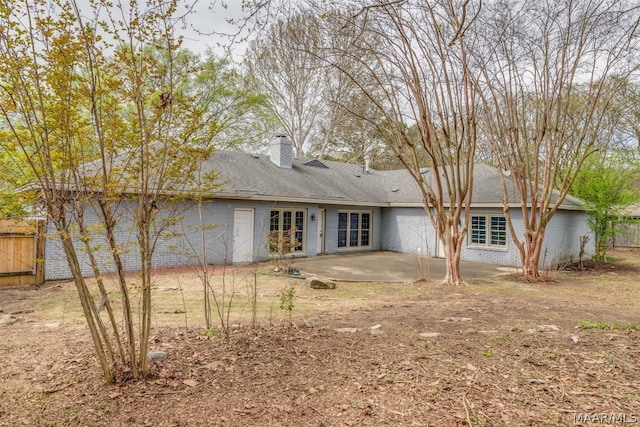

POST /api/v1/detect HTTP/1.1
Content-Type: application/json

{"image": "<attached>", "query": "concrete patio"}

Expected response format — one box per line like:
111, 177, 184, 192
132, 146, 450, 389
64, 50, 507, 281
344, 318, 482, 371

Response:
293, 251, 515, 282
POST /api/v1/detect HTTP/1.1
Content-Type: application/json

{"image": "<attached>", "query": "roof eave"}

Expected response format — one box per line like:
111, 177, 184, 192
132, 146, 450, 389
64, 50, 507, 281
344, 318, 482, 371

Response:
213, 193, 388, 207
387, 202, 585, 211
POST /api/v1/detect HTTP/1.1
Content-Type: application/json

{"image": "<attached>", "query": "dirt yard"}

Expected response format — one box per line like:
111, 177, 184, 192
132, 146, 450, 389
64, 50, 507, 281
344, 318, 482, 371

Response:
1, 251, 639, 426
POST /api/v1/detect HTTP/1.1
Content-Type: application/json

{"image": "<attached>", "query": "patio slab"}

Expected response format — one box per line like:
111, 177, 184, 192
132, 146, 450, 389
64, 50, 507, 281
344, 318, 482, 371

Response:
293, 251, 513, 282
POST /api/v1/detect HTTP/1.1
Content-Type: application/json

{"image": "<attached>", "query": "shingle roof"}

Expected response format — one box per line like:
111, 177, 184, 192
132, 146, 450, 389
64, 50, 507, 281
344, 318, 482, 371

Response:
203, 149, 584, 210
378, 163, 508, 206
206, 150, 387, 206
76, 146, 581, 210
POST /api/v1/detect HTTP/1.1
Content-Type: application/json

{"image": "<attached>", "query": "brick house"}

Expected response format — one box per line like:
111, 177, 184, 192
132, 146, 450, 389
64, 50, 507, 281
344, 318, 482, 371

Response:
44, 136, 593, 280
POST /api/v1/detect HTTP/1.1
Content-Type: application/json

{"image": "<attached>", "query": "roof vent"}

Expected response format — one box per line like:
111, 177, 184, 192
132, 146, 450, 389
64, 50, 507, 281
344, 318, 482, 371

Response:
303, 159, 329, 169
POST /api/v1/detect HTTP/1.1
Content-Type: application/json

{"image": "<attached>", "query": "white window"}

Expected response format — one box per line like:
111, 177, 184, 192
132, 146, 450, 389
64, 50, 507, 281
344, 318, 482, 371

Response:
269, 209, 305, 253
338, 211, 371, 249
470, 215, 507, 248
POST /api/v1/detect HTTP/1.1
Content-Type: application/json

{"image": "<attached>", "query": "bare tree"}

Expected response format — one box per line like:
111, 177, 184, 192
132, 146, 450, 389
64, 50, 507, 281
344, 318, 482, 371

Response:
477, 0, 640, 278
608, 77, 640, 151
312, 65, 364, 159
311, 9, 392, 163
306, 0, 481, 285
240, 0, 481, 284
244, 13, 325, 156
243, 9, 382, 160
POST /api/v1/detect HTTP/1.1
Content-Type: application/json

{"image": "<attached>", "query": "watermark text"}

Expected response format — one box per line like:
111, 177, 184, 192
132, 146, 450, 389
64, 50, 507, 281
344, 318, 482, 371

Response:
574, 412, 638, 424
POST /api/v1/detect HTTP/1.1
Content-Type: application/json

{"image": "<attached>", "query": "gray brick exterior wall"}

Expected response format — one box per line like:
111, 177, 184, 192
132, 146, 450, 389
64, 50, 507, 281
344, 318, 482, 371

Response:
380, 207, 435, 255
46, 200, 384, 280
380, 206, 594, 268
461, 208, 594, 268
44, 199, 229, 280
460, 208, 522, 267
44, 199, 592, 280
540, 209, 594, 266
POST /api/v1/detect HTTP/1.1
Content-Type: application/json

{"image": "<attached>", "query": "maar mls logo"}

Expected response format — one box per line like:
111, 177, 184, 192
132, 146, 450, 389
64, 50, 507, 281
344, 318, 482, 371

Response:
574, 412, 638, 424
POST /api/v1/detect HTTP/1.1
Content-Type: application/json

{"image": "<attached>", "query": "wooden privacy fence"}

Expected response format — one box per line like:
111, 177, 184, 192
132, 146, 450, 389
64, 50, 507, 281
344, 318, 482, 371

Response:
0, 219, 46, 287
614, 220, 640, 248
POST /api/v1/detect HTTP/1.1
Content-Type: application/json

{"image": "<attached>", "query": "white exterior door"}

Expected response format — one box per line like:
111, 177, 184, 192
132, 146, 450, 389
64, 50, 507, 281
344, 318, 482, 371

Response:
233, 209, 254, 263
316, 209, 325, 255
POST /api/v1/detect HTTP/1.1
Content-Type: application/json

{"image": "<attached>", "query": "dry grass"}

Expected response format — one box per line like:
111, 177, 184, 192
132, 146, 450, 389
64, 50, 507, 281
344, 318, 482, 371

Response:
1, 249, 639, 426
25, 262, 429, 331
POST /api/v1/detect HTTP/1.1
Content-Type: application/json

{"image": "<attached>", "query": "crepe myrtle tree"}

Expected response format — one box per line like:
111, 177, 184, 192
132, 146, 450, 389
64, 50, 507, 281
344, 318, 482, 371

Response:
476, 0, 640, 278
238, 0, 482, 285
316, 1, 481, 285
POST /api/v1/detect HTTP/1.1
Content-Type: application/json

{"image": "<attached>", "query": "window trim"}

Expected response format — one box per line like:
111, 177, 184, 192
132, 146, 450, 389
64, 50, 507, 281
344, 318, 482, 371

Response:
269, 208, 307, 254
337, 210, 372, 250
468, 214, 507, 249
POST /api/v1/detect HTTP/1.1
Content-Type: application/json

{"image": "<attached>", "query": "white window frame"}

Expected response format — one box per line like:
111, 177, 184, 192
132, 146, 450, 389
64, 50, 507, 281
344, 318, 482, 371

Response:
337, 210, 372, 249
269, 208, 306, 254
469, 214, 507, 248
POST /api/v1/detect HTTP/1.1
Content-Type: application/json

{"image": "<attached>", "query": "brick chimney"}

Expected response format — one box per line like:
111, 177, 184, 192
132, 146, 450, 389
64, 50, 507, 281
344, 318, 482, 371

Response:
270, 135, 293, 169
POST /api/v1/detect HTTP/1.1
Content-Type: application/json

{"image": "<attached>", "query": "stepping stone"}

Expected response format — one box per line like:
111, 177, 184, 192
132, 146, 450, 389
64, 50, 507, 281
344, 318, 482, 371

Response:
370, 324, 384, 335
147, 350, 168, 362
419, 332, 440, 339
440, 317, 472, 322
536, 324, 560, 331
310, 279, 336, 289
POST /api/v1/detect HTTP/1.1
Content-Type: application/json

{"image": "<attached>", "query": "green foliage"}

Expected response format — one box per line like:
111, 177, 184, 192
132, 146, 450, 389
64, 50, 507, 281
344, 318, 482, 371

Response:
195, 50, 269, 151
0, 143, 36, 218
0, 189, 29, 219
0, 0, 247, 383
579, 320, 640, 331
481, 348, 493, 357
279, 285, 296, 325
571, 153, 640, 261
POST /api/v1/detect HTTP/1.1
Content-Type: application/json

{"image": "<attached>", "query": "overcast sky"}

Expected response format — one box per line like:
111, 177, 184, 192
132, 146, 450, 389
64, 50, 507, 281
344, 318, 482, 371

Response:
72, 0, 251, 60
176, 0, 250, 59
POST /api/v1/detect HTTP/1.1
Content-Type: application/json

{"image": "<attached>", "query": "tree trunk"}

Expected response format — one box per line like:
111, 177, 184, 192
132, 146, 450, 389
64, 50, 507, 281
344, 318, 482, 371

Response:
520, 231, 544, 279
138, 220, 153, 378
77, 233, 118, 363
58, 229, 112, 382
99, 202, 138, 376
439, 223, 465, 286
442, 243, 464, 285
198, 199, 212, 329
